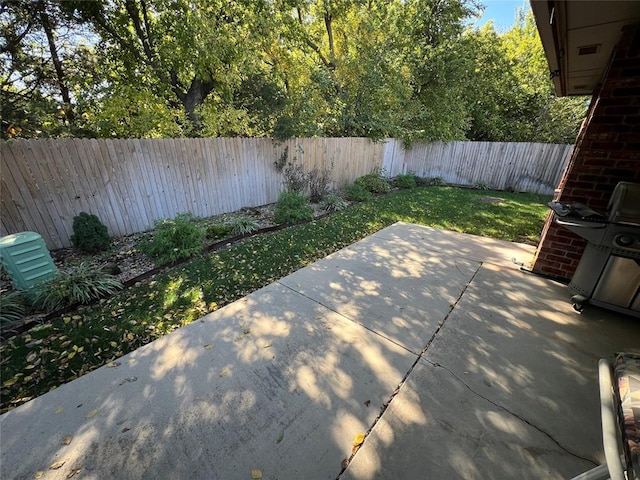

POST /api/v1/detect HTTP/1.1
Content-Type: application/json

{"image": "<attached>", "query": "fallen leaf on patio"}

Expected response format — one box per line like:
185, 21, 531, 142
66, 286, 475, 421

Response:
352, 433, 365, 446
61, 435, 73, 445
251, 470, 262, 479
341, 458, 349, 469
50, 460, 65, 470
54, 406, 64, 414
34, 471, 44, 478
85, 409, 98, 418
106, 361, 121, 368
204, 344, 214, 350
364, 400, 371, 407
276, 431, 284, 444
66, 468, 81, 478
219, 369, 229, 377
243, 328, 251, 335
263, 344, 272, 349
483, 379, 492, 387
121, 427, 130, 433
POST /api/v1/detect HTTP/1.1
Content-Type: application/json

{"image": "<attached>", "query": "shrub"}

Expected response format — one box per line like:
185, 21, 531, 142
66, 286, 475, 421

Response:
227, 215, 260, 236
274, 192, 314, 224
27, 262, 122, 311
308, 165, 333, 203
141, 213, 204, 265
0, 291, 25, 328
70, 212, 110, 253
205, 223, 232, 240
474, 182, 490, 190
345, 183, 373, 202
321, 194, 349, 212
395, 174, 417, 189
283, 162, 308, 193
427, 176, 446, 186
354, 168, 391, 194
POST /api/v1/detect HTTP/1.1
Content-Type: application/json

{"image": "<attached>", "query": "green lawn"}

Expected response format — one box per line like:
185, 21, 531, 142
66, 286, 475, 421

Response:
0, 187, 550, 412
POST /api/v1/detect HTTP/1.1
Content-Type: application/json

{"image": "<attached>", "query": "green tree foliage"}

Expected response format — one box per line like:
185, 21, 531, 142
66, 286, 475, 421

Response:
1, 0, 98, 137
1, 1, 586, 143
464, 11, 587, 143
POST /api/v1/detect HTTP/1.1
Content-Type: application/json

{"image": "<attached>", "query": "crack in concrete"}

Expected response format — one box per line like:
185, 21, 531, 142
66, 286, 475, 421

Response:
425, 359, 600, 468
335, 264, 482, 479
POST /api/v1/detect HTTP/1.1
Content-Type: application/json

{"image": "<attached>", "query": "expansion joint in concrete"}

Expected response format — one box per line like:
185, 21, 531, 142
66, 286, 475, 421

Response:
426, 360, 599, 468
336, 265, 482, 479
276, 280, 415, 355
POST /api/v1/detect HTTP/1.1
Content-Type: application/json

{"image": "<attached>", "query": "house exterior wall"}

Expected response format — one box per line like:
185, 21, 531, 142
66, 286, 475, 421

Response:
532, 24, 640, 280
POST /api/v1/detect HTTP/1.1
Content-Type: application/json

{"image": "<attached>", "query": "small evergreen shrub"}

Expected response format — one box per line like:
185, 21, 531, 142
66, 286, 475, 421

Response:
345, 183, 373, 202
321, 194, 349, 212
27, 262, 122, 311
395, 174, 417, 189
70, 212, 110, 253
141, 213, 204, 265
227, 215, 260, 236
205, 223, 232, 240
0, 291, 25, 328
274, 192, 314, 224
354, 168, 391, 193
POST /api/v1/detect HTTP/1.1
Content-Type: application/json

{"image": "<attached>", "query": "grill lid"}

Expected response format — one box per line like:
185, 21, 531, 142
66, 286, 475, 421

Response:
608, 182, 640, 226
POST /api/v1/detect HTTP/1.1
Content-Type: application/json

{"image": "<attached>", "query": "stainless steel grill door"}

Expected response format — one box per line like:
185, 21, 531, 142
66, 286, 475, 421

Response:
592, 256, 640, 311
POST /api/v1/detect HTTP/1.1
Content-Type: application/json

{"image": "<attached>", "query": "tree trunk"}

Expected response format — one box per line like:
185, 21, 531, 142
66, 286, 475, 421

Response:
174, 78, 216, 135
37, 0, 74, 123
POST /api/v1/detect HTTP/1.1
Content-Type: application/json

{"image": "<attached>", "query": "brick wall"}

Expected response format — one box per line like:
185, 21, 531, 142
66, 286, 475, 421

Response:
532, 24, 640, 280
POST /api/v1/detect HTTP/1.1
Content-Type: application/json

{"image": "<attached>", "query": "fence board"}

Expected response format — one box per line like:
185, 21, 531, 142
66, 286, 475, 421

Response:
397, 140, 572, 194
1, 138, 571, 249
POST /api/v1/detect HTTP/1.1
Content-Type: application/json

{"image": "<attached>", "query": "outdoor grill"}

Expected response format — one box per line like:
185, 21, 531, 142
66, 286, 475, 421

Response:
549, 181, 640, 317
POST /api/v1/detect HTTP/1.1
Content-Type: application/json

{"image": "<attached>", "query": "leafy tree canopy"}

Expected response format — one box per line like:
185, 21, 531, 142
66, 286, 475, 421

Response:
1, 1, 587, 143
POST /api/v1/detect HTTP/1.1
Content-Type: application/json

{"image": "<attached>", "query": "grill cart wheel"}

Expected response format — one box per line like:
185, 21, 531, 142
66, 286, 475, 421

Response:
571, 294, 587, 312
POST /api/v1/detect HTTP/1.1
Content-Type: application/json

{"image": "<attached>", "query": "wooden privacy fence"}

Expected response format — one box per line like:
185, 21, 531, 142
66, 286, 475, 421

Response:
1, 138, 572, 249
382, 140, 573, 193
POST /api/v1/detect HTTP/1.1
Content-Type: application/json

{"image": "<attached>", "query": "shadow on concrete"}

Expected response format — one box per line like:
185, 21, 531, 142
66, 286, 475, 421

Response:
342, 260, 640, 480
4, 223, 636, 480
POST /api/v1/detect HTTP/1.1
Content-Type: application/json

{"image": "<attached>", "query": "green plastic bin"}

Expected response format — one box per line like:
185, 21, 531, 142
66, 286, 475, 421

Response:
0, 232, 57, 290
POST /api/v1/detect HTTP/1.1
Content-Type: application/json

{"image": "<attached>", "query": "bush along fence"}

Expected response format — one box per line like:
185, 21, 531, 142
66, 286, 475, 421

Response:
0, 138, 572, 249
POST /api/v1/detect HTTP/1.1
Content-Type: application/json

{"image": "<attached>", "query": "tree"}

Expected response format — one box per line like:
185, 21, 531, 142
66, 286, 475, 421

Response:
458, 9, 587, 143
1, 0, 93, 137
67, 0, 281, 135
396, 0, 480, 142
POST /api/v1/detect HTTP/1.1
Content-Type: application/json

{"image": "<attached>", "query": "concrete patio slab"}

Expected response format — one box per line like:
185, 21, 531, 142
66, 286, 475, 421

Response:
341, 360, 588, 480
0, 282, 417, 480
279, 233, 479, 354
371, 222, 537, 269
2, 223, 638, 480
342, 262, 640, 480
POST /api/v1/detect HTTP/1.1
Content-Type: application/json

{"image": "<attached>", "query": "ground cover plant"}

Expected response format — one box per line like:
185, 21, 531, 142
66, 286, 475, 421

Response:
0, 187, 549, 412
